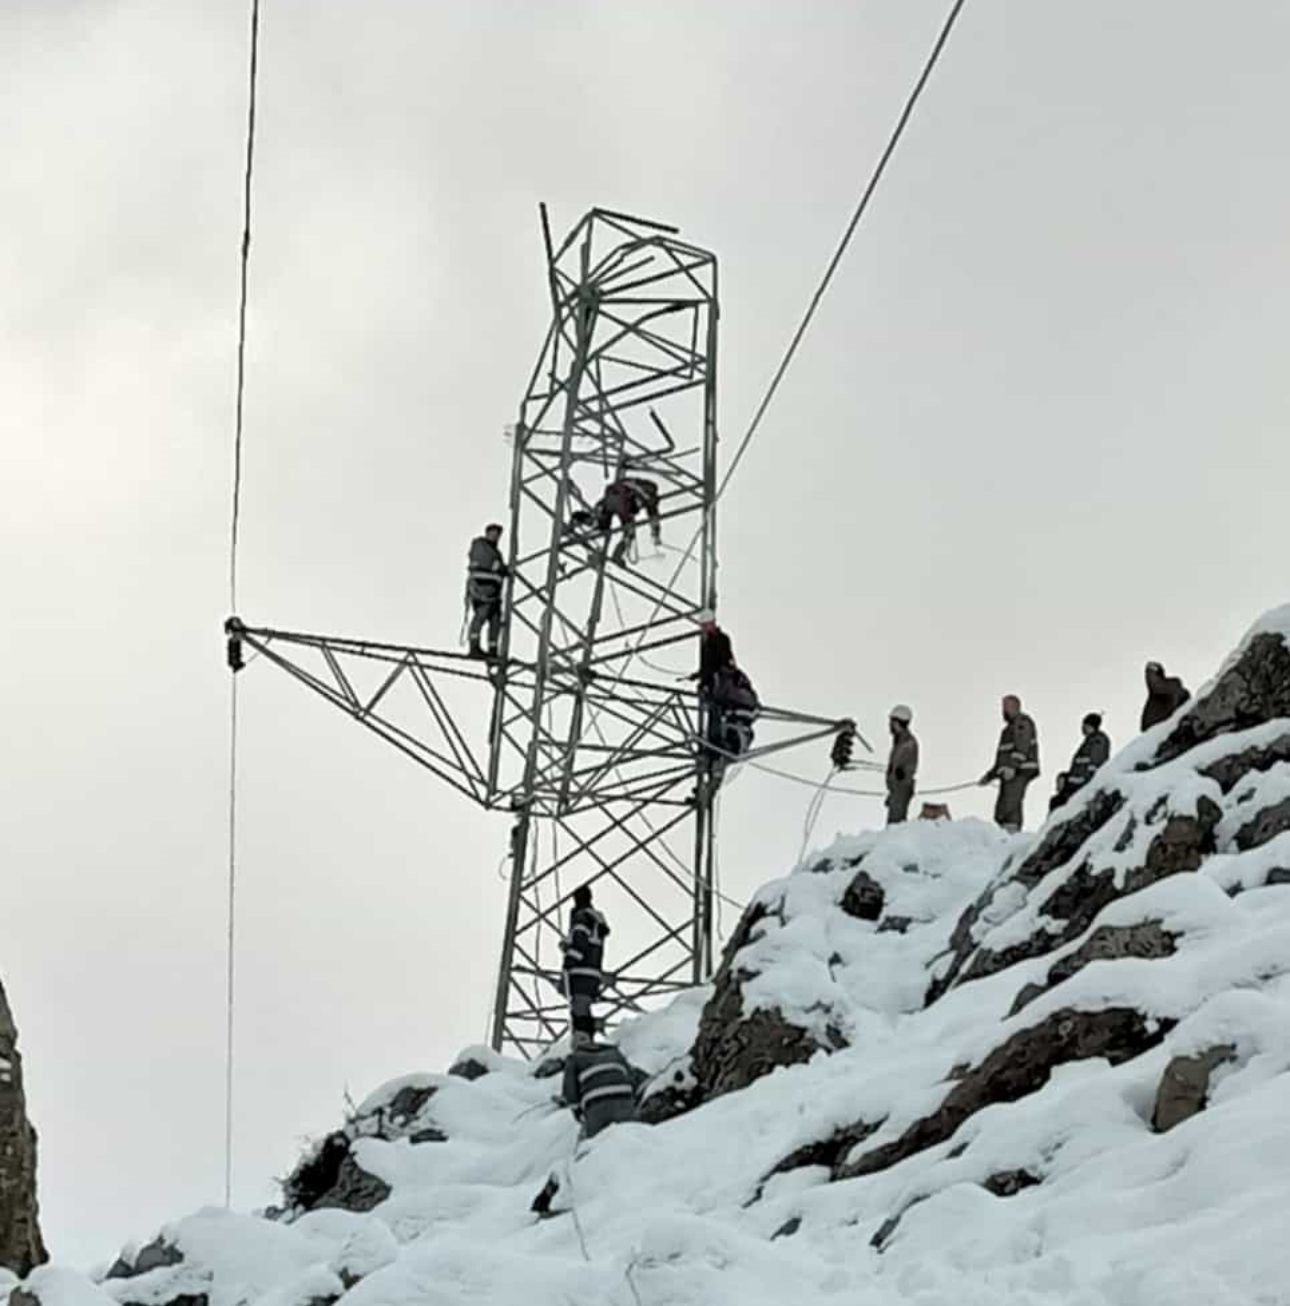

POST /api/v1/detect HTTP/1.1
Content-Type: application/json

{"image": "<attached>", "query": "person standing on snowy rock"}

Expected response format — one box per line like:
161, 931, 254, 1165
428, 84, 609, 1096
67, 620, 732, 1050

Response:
980, 694, 1040, 833
1050, 712, 1111, 811
560, 1020, 638, 1137
561, 884, 610, 1026
885, 705, 919, 825
1141, 661, 1190, 731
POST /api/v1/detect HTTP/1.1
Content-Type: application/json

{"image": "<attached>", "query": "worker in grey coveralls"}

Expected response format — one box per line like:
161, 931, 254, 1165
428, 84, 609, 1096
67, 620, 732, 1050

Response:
885, 704, 919, 825
465, 523, 507, 658
980, 694, 1040, 833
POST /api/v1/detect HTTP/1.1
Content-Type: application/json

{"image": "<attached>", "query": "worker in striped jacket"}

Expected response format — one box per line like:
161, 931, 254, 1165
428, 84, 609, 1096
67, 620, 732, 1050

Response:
560, 1020, 638, 1138
979, 694, 1041, 833
561, 885, 610, 1024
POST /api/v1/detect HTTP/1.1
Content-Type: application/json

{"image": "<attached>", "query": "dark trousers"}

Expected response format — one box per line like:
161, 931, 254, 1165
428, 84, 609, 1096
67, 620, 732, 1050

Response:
886, 781, 914, 825
994, 776, 1032, 833
468, 595, 501, 652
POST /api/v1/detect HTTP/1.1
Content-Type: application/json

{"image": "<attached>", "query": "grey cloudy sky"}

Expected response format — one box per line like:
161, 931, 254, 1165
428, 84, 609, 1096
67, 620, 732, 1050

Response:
5, 0, 1289, 1268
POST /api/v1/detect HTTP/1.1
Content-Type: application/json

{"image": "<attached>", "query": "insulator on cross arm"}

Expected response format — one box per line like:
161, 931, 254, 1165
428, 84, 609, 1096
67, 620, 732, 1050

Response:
830, 726, 856, 770
224, 616, 245, 674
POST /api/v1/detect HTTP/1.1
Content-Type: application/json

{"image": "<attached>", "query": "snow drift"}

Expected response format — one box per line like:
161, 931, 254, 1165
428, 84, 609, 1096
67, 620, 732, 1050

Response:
11, 607, 1290, 1306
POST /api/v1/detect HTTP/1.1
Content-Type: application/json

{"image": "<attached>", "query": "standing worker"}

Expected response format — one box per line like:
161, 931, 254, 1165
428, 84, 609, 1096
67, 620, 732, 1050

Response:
980, 694, 1040, 833
1050, 712, 1111, 811
465, 523, 508, 660
1141, 661, 1190, 731
561, 884, 610, 1028
885, 704, 919, 825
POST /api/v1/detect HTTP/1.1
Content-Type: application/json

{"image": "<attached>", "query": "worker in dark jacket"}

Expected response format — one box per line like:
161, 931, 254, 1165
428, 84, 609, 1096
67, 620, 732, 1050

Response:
1050, 713, 1111, 811
885, 704, 919, 825
560, 1024, 638, 1138
561, 884, 610, 1025
980, 694, 1040, 833
529, 1020, 639, 1218
708, 663, 759, 760
597, 476, 661, 566
693, 611, 733, 694
465, 523, 508, 659
1141, 661, 1190, 731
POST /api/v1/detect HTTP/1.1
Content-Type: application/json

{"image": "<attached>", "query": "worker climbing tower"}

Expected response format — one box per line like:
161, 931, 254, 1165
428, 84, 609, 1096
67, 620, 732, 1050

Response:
227, 207, 852, 1057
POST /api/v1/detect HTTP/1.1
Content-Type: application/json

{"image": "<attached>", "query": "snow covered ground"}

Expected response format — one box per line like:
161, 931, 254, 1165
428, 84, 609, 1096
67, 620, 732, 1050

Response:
9, 608, 1290, 1306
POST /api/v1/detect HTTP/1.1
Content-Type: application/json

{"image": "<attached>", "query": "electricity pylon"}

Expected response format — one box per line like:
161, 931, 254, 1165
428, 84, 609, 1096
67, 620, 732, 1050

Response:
227, 207, 853, 1057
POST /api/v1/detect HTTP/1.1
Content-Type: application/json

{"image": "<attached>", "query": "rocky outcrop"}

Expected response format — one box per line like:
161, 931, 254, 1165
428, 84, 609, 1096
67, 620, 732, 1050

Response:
645, 901, 834, 1121
282, 1132, 391, 1215
0, 979, 46, 1276
1009, 920, 1177, 1015
839, 870, 884, 922
836, 1007, 1166, 1181
1155, 631, 1290, 766
1152, 1045, 1236, 1133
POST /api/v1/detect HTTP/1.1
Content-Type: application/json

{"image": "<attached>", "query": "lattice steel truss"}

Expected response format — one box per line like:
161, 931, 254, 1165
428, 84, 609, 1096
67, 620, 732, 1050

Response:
227, 207, 853, 1059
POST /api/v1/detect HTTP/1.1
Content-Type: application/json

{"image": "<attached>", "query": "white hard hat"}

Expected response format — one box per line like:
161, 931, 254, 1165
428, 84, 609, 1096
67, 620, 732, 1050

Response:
695, 608, 717, 626
889, 704, 913, 724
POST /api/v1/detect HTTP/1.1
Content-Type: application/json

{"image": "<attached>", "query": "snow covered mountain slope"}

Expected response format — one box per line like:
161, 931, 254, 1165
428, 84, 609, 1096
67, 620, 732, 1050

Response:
11, 607, 1290, 1306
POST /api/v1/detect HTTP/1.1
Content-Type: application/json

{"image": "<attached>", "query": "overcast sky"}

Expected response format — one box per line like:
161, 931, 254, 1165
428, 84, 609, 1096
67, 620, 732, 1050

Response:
5, 0, 1290, 1269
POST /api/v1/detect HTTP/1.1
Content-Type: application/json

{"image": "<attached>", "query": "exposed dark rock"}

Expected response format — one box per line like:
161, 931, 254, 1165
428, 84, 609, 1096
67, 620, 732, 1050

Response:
409, 1127, 447, 1145
283, 1133, 391, 1214
120, 1297, 208, 1306
839, 1007, 1167, 1181
926, 791, 1127, 1004
1155, 632, 1290, 767
303, 1297, 340, 1306
870, 1194, 929, 1252
692, 1005, 819, 1103
983, 1169, 1041, 1197
877, 915, 913, 935
765, 1119, 882, 1181
1152, 1045, 1236, 1133
959, 805, 1218, 996
1009, 921, 1178, 1016
637, 1080, 697, 1126
771, 1216, 801, 1240
840, 871, 885, 922
649, 897, 836, 1115
1268, 868, 1290, 886
1200, 733, 1290, 793
0, 979, 46, 1276
385, 1084, 436, 1124
318, 1154, 391, 1214
1234, 798, 1290, 852
449, 1057, 490, 1082
105, 1236, 184, 1280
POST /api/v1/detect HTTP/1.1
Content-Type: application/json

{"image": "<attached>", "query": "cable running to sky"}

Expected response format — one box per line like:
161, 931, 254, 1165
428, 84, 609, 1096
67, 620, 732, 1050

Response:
611, 0, 971, 673
224, 0, 261, 1212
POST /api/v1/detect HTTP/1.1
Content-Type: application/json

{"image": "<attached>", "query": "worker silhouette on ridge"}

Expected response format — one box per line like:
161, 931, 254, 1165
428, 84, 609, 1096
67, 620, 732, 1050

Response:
465, 523, 507, 659
1141, 661, 1190, 732
885, 704, 919, 825
1050, 712, 1111, 812
980, 694, 1040, 833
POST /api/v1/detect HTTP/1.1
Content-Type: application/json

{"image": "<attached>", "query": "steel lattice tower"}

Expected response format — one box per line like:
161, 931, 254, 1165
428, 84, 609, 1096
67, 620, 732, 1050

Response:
226, 207, 851, 1057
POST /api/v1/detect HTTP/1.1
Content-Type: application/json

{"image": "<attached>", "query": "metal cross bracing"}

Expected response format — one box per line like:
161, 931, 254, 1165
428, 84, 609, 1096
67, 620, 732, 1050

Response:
225, 206, 855, 1060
